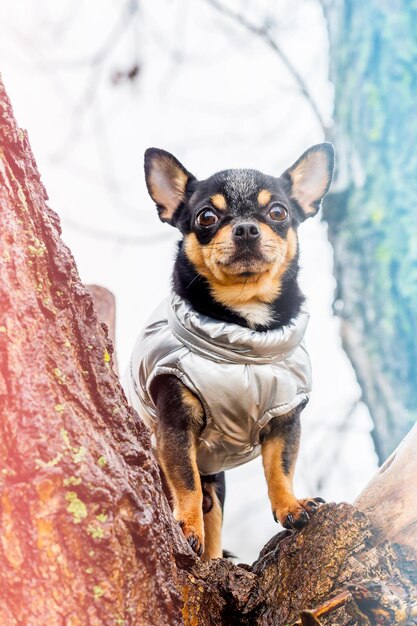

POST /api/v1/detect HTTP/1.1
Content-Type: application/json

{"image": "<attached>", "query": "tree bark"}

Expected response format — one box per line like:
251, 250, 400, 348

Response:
322, 0, 417, 462
0, 78, 189, 626
0, 78, 415, 626
356, 422, 417, 560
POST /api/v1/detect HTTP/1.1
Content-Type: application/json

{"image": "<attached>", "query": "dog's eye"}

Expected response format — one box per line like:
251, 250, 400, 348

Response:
268, 204, 288, 222
196, 209, 219, 227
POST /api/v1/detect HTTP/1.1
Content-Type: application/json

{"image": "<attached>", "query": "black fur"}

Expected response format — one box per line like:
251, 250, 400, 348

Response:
143, 145, 335, 553
171, 167, 308, 330
259, 402, 306, 475
151, 374, 203, 492
201, 472, 226, 512
144, 145, 334, 332
173, 242, 304, 330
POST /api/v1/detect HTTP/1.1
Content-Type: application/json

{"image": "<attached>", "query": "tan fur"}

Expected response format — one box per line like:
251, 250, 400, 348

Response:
261, 437, 297, 514
210, 193, 227, 211
257, 189, 272, 206
262, 435, 304, 528
147, 155, 188, 221
202, 484, 223, 561
157, 433, 204, 552
181, 387, 204, 428
184, 227, 298, 321
262, 437, 320, 527
290, 151, 329, 215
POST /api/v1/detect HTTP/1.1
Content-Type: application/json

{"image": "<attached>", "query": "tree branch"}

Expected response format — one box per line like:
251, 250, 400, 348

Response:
203, 0, 327, 134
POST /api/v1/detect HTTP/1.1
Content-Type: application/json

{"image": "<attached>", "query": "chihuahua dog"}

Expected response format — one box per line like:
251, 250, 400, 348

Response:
123, 143, 334, 560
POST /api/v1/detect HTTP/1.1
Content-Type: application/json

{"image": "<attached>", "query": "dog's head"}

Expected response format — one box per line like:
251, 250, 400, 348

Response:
144, 144, 334, 322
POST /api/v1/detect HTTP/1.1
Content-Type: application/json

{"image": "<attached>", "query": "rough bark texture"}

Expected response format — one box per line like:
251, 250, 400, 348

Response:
87, 286, 118, 374
0, 78, 416, 626
323, 0, 417, 462
356, 422, 417, 561
0, 78, 189, 626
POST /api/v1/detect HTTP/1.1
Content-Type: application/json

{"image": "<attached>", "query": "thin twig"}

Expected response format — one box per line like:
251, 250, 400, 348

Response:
203, 0, 327, 133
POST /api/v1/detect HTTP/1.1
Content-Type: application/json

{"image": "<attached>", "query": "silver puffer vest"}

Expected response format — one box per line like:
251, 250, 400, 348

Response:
122, 294, 312, 475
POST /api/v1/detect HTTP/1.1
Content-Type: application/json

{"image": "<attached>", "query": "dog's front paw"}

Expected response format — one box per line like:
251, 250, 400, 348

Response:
178, 519, 204, 556
273, 497, 325, 530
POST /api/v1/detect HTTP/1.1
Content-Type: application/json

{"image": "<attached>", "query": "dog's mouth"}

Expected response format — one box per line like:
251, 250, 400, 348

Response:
186, 225, 290, 284
216, 242, 279, 276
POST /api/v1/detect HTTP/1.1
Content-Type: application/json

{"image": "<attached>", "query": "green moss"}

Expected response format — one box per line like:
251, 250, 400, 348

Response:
87, 523, 104, 539
55, 403, 65, 413
96, 513, 108, 523
65, 491, 87, 523
72, 446, 87, 463
27, 242, 46, 257
53, 368, 66, 384
93, 585, 104, 600
63, 476, 82, 487
97, 456, 107, 468
60, 428, 71, 448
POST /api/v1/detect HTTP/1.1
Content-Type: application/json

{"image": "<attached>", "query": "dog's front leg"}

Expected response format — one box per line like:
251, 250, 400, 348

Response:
152, 375, 205, 556
260, 404, 324, 530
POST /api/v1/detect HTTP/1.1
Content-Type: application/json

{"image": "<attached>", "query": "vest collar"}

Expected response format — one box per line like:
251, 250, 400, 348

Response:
167, 294, 309, 364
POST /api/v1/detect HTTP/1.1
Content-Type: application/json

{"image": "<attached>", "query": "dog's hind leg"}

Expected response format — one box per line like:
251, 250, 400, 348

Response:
260, 403, 324, 530
201, 472, 225, 561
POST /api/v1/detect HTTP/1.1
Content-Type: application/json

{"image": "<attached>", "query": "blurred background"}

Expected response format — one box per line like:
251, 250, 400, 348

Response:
1, 0, 416, 563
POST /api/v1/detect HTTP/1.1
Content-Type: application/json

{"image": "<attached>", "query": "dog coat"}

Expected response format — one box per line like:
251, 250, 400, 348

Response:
123, 294, 312, 475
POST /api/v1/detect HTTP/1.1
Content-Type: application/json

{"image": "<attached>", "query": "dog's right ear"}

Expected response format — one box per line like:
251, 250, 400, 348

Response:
144, 148, 195, 225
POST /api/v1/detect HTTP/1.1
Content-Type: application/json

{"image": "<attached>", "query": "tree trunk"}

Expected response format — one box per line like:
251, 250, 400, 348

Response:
322, 0, 417, 462
0, 78, 415, 626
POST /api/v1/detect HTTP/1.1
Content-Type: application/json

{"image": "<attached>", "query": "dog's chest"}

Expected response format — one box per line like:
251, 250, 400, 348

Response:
231, 301, 272, 329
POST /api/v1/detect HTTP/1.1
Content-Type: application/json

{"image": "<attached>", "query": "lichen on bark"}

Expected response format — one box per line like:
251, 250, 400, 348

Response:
323, 0, 417, 461
0, 77, 415, 626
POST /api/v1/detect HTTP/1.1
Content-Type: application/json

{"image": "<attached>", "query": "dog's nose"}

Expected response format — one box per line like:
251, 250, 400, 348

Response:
233, 222, 260, 241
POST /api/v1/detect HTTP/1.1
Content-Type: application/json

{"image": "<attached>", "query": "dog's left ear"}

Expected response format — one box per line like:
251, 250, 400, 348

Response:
283, 143, 334, 219
144, 148, 196, 225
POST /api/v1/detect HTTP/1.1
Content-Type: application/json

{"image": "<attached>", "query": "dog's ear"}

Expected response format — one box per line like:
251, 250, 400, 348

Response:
144, 148, 195, 225
283, 143, 334, 219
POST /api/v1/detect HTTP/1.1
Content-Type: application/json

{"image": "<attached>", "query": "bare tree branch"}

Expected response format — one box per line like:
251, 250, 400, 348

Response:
49, 0, 140, 162
203, 0, 327, 134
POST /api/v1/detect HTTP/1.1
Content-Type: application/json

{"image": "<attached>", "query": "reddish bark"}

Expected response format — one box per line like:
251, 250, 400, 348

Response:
0, 78, 415, 626
0, 78, 188, 626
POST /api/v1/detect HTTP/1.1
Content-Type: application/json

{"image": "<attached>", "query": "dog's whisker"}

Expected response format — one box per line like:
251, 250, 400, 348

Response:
185, 274, 202, 290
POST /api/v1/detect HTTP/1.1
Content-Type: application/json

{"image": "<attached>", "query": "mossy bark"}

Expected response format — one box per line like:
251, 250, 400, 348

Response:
0, 78, 415, 626
323, 0, 417, 461
0, 78, 187, 626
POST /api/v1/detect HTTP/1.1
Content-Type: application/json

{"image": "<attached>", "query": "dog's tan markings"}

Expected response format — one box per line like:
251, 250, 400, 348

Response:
185, 226, 298, 327
210, 193, 227, 211
181, 387, 204, 428
262, 436, 300, 523
184, 232, 209, 278
257, 189, 271, 207
147, 155, 188, 222
202, 484, 223, 561
290, 150, 330, 216
262, 432, 322, 528
157, 431, 204, 555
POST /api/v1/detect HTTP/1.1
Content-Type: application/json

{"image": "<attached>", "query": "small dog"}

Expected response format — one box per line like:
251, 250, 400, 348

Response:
123, 143, 334, 560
